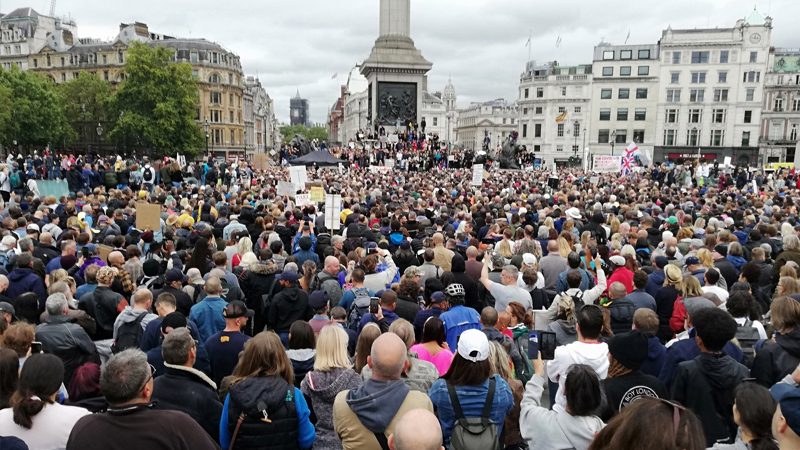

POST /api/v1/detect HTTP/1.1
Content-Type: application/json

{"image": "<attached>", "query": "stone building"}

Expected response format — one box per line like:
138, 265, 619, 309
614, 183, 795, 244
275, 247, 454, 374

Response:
0, 7, 76, 71
760, 48, 800, 165
455, 99, 518, 152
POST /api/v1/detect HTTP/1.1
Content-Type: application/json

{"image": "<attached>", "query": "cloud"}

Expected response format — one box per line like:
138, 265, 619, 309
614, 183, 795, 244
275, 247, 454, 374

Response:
5, 0, 799, 125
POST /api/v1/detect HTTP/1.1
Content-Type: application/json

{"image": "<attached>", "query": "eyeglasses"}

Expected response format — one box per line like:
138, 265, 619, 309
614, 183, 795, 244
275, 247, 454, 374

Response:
139, 364, 156, 392
654, 398, 687, 438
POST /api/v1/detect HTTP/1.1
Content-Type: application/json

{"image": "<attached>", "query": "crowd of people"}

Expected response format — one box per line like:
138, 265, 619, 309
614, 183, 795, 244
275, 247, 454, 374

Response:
2, 151, 800, 450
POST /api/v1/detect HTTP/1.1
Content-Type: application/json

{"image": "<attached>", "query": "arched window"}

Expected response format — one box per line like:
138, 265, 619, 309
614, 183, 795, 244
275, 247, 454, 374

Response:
209, 74, 219, 84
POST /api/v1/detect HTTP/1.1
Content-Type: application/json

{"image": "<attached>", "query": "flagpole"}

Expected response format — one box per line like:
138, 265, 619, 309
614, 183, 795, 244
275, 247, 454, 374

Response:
528, 28, 532, 61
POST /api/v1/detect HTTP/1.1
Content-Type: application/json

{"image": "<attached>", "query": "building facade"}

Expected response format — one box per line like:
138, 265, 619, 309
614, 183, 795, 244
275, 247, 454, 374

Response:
653, 11, 771, 165
759, 48, 800, 165
589, 43, 660, 162
517, 61, 592, 165
0, 7, 77, 71
327, 85, 346, 146
290, 91, 310, 127
26, 21, 247, 158
244, 76, 276, 155
456, 99, 518, 152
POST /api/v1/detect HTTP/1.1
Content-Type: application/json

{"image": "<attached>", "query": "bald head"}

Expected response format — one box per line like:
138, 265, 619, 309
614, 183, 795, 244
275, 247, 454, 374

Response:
368, 333, 408, 380
108, 251, 124, 266
389, 409, 443, 450
609, 281, 627, 300
466, 246, 478, 260
325, 256, 339, 274
40, 232, 53, 244
433, 233, 444, 245
547, 240, 559, 252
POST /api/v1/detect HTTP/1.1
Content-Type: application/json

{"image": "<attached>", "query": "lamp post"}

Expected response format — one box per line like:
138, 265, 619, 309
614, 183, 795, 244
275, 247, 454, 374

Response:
610, 131, 617, 156
81, 104, 87, 155
203, 118, 210, 157
96, 123, 103, 158
119, 112, 125, 157
692, 126, 699, 162
573, 119, 579, 160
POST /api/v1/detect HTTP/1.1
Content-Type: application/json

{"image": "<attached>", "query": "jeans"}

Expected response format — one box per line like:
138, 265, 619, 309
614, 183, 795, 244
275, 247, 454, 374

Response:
279, 332, 289, 350
171, 181, 180, 188
117, 184, 129, 190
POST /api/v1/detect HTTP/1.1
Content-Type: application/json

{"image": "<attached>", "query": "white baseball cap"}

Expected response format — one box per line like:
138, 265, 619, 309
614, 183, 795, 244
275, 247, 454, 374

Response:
457, 329, 490, 362
522, 253, 537, 266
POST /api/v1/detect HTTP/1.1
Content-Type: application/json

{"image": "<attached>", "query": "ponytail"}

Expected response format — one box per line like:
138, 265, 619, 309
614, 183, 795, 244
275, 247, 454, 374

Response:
11, 393, 51, 429
9, 353, 64, 429
524, 311, 534, 330
749, 436, 779, 450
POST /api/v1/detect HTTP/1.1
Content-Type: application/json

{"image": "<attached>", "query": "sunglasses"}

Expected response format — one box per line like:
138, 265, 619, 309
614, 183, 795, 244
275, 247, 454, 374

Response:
139, 364, 157, 392
654, 398, 687, 438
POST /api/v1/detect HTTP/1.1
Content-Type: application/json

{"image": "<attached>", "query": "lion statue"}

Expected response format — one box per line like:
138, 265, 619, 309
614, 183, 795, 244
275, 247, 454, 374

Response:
289, 134, 313, 156
497, 136, 522, 170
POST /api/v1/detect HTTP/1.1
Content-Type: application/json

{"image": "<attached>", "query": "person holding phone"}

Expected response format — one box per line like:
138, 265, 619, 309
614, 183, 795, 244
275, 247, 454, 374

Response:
357, 291, 399, 334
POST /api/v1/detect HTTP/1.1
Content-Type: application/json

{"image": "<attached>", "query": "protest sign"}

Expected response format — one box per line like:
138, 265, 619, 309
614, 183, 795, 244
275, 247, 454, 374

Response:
325, 194, 342, 231
277, 181, 295, 197
592, 156, 622, 172
136, 202, 161, 231
472, 164, 484, 186
310, 187, 325, 202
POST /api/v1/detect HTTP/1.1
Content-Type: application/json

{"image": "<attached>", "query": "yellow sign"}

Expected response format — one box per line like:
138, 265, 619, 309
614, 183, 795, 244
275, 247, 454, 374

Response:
555, 110, 568, 122
310, 187, 325, 202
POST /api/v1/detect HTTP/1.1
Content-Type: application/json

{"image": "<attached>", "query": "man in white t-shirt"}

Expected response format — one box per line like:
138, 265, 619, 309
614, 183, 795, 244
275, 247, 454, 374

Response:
480, 256, 531, 311
701, 268, 729, 304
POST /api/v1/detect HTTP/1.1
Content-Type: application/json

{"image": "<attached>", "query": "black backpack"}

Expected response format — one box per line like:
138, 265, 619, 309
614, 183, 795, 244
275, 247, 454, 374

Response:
735, 318, 760, 366
111, 313, 147, 354
143, 168, 154, 182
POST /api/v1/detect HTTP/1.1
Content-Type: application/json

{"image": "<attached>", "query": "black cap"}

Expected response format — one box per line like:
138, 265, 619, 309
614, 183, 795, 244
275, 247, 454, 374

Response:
223, 300, 254, 319
308, 290, 330, 310
166, 268, 189, 283
161, 312, 188, 334
607, 330, 649, 371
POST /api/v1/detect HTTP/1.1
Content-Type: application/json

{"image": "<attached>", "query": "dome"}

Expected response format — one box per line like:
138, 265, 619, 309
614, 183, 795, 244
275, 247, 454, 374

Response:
444, 76, 455, 95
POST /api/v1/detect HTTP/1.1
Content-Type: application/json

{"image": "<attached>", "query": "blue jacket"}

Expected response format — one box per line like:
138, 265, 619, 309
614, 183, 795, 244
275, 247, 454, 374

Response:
146, 342, 212, 378
292, 232, 317, 253
189, 296, 227, 343
140, 318, 202, 352
7, 267, 47, 309
295, 249, 320, 269
428, 375, 515, 448
555, 268, 594, 294
440, 305, 481, 351
358, 308, 400, 335
658, 328, 744, 388
641, 336, 666, 378
220, 387, 315, 449
645, 270, 666, 297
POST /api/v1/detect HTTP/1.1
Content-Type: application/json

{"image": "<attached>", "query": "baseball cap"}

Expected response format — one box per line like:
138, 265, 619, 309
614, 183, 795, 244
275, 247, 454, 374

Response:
667, 216, 678, 225
98, 215, 109, 223
430, 292, 446, 304
457, 329, 490, 363
165, 268, 189, 283
308, 290, 330, 311
772, 383, 800, 436
404, 266, 421, 277
654, 256, 669, 268
0, 301, 16, 319
609, 255, 626, 266
26, 223, 39, 232
522, 253, 537, 266
685, 256, 700, 266
276, 270, 299, 283
223, 300, 255, 319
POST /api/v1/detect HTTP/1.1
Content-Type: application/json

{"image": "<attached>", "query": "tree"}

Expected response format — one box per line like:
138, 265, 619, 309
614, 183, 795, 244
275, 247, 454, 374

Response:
307, 126, 329, 142
280, 124, 329, 143
0, 66, 75, 150
108, 42, 204, 156
57, 72, 113, 149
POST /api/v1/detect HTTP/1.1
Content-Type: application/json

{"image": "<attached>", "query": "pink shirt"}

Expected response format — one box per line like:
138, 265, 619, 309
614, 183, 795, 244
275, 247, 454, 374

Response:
410, 344, 454, 376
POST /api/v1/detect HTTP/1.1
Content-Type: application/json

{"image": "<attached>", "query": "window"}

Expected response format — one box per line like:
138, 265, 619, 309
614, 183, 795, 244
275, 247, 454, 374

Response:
691, 51, 709, 64
712, 109, 726, 123
212, 53, 219, 64
710, 130, 724, 147
73, 72, 78, 79
433, 117, 438, 126
638, 66, 650, 75
687, 129, 700, 146
635, 109, 646, 120
60, 57, 64, 66
633, 129, 645, 142
718, 72, 727, 83
556, 145, 564, 152
744, 110, 753, 123
691, 72, 706, 83
210, 92, 221, 104
636, 88, 648, 99
558, 106, 566, 114
638, 49, 651, 59
615, 129, 627, 143
617, 108, 629, 121
603, 51, 614, 60
779, 75, 785, 85
598, 129, 610, 143
209, 74, 219, 83
572, 145, 580, 153
522, 124, 527, 138
673, 52, 681, 64
192, 70, 198, 79
230, 111, 234, 123
618, 89, 630, 99
536, 88, 543, 98
742, 131, 751, 146
103, 71, 109, 81
557, 123, 565, 137
603, 67, 613, 76
664, 130, 677, 146
666, 89, 681, 102
212, 110, 220, 122
620, 50, 632, 60
599, 109, 611, 121
229, 94, 234, 105
775, 98, 784, 111
791, 125, 798, 141
620, 66, 631, 76
61, 73, 65, 82
574, 122, 581, 136
229, 74, 233, 84
46, 55, 51, 66
793, 99, 800, 112
118, 50, 124, 63
689, 109, 702, 123
524, 88, 529, 99
690, 89, 705, 102
746, 89, 755, 101
533, 145, 541, 152
666, 109, 679, 123
671, 73, 680, 83
561, 87, 567, 96
534, 124, 542, 137
574, 106, 581, 113
523, 108, 528, 115
750, 51, 757, 63
33, 59, 37, 68
720, 51, 729, 63
190, 52, 198, 63
214, 129, 221, 145
502, 118, 507, 125
744, 71, 760, 83
713, 89, 729, 102
230, 130, 235, 144
103, 55, 107, 64
195, 109, 200, 120
535, 106, 543, 114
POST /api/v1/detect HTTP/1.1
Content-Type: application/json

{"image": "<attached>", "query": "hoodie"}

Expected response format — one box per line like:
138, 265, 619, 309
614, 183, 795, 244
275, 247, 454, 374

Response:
520, 374, 605, 450
752, 327, 800, 387
300, 368, 363, 450
726, 254, 747, 272
548, 340, 609, 413
548, 319, 578, 347
112, 307, 158, 341
345, 379, 411, 433
644, 269, 665, 298
287, 348, 316, 388
641, 336, 667, 379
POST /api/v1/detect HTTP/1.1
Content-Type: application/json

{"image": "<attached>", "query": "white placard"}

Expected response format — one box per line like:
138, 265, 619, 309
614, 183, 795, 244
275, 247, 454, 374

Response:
472, 164, 484, 186
388, 135, 399, 143
277, 181, 294, 197
752, 180, 758, 193
590, 176, 599, 185
325, 194, 342, 231
177, 154, 186, 168
723, 157, 732, 166
289, 166, 307, 191
593, 156, 623, 172
295, 194, 312, 207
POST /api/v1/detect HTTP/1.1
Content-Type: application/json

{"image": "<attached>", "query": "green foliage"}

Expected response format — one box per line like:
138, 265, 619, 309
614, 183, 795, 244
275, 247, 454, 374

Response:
57, 71, 113, 144
280, 124, 328, 143
0, 66, 76, 148
108, 42, 204, 156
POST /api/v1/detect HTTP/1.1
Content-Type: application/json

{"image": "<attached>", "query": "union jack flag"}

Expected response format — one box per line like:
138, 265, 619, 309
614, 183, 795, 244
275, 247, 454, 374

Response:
620, 142, 638, 177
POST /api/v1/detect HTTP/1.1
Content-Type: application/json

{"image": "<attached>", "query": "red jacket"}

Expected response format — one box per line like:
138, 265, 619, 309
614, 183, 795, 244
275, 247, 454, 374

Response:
607, 267, 634, 294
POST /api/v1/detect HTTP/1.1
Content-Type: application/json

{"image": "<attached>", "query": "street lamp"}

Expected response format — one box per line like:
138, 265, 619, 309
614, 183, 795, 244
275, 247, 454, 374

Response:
203, 118, 210, 157
96, 123, 103, 158
573, 120, 579, 160
610, 131, 617, 156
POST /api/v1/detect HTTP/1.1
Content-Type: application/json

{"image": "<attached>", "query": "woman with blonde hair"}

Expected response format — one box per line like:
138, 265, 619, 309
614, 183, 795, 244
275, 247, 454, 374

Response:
557, 236, 572, 259
777, 277, 800, 296
620, 244, 636, 259
488, 340, 525, 450
231, 236, 253, 268
696, 248, 714, 269
300, 324, 362, 449
669, 276, 704, 334
543, 216, 555, 231
654, 264, 683, 343
497, 239, 514, 262
221, 332, 316, 449
780, 265, 798, 279
609, 216, 620, 235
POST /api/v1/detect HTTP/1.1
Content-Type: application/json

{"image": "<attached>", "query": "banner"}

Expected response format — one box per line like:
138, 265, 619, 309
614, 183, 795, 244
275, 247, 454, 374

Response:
369, 166, 392, 174
593, 156, 622, 172
310, 187, 325, 202
472, 164, 484, 186
277, 181, 295, 197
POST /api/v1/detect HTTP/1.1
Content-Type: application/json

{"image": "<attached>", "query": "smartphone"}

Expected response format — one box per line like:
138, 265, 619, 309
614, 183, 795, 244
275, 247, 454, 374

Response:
590, 248, 597, 259
369, 297, 380, 314
31, 342, 42, 354
366, 247, 377, 256
528, 331, 539, 359
540, 331, 557, 360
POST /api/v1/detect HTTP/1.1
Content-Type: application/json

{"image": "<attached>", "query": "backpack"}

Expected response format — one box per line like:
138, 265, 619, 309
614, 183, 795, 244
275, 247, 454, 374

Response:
9, 171, 21, 189
111, 313, 147, 354
347, 288, 372, 331
447, 378, 501, 450
564, 290, 585, 312
188, 282, 205, 304
143, 168, 154, 182
695, 360, 738, 444
0, 249, 11, 269
104, 170, 118, 187
735, 318, 760, 366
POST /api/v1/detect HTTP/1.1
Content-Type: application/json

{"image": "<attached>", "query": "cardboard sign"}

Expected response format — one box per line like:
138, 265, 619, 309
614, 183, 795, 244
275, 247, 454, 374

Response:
277, 181, 295, 197
472, 164, 484, 186
593, 156, 622, 172
290, 166, 307, 191
325, 194, 342, 231
590, 176, 599, 185
253, 153, 270, 171
135, 202, 161, 231
97, 244, 113, 264
310, 187, 325, 202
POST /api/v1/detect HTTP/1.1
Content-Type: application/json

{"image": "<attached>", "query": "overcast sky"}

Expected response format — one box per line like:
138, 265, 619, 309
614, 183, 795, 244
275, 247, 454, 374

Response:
4, 0, 800, 125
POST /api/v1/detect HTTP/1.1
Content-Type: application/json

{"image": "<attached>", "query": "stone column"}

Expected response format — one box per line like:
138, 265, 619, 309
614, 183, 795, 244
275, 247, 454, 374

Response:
379, 0, 411, 38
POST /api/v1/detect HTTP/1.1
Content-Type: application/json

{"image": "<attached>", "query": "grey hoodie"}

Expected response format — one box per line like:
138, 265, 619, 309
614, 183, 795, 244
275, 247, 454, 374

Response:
301, 368, 363, 449
345, 379, 410, 433
112, 307, 158, 341
520, 375, 605, 450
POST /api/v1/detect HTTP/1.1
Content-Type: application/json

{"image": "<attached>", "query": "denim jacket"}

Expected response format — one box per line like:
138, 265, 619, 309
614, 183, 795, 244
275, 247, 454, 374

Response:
428, 375, 515, 449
